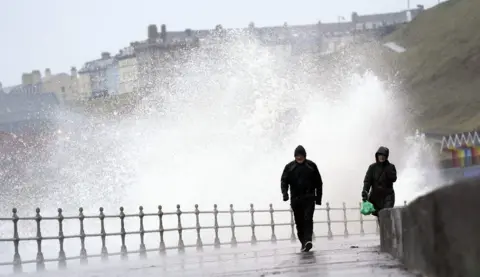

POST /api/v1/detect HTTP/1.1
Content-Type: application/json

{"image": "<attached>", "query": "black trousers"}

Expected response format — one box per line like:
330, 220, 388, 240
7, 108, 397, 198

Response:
370, 192, 395, 217
291, 198, 315, 245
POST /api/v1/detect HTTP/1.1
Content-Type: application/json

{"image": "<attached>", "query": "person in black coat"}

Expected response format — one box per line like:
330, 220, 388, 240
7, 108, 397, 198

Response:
281, 145, 323, 252
362, 146, 397, 217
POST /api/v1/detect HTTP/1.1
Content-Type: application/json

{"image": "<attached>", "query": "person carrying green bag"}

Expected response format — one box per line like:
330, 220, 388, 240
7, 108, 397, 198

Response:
360, 200, 376, 215
361, 146, 397, 219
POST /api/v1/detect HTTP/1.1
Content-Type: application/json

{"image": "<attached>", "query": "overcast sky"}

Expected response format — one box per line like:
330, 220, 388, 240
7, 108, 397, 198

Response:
0, 0, 441, 86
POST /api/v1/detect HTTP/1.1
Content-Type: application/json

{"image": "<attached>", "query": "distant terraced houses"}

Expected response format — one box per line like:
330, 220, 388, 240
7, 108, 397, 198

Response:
0, 5, 430, 161
1, 7, 424, 104
1, 5, 479, 171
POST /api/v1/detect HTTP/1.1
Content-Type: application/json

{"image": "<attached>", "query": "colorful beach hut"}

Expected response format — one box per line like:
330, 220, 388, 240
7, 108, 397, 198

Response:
440, 132, 480, 167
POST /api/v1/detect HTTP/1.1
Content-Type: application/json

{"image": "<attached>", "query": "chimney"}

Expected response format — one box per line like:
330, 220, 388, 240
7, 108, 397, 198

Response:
45, 68, 52, 78
148, 24, 159, 40
161, 24, 167, 42
71, 66, 78, 78
31, 70, 42, 83
215, 24, 225, 38
101, 52, 111, 59
22, 73, 31, 85
351, 12, 359, 23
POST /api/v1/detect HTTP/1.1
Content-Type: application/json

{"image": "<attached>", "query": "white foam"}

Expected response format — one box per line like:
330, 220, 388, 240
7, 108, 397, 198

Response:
0, 36, 445, 273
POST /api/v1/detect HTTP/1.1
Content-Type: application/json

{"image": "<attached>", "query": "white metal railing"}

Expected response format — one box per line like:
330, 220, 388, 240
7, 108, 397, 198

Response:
0, 202, 378, 274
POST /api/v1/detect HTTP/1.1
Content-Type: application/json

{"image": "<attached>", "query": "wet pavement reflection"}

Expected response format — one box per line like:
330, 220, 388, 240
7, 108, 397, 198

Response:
10, 236, 414, 276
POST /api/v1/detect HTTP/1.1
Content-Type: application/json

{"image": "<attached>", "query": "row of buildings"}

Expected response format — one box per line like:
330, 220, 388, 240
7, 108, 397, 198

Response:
1, 67, 79, 105
1, 6, 425, 104
76, 6, 425, 101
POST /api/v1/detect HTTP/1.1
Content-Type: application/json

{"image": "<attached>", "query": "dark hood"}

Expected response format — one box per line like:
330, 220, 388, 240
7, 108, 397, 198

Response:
294, 145, 306, 157
375, 146, 390, 162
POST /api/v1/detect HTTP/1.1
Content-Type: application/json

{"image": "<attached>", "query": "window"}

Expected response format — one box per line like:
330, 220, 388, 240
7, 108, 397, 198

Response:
61, 86, 65, 93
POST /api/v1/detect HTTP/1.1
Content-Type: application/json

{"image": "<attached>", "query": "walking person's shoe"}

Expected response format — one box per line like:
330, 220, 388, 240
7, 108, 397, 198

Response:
303, 241, 313, 252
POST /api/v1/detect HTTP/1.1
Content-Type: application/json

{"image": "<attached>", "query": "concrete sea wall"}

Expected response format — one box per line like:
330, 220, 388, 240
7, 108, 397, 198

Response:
379, 177, 480, 277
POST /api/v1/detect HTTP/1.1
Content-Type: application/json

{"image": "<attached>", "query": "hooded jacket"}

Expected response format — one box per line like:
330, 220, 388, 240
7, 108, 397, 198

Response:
281, 145, 323, 201
363, 146, 397, 197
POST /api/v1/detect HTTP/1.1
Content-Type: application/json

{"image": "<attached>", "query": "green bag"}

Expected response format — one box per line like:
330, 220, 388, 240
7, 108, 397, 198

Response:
360, 201, 376, 216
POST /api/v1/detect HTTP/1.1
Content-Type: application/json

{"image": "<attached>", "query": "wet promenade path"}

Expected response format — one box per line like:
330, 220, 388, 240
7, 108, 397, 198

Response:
10, 236, 413, 276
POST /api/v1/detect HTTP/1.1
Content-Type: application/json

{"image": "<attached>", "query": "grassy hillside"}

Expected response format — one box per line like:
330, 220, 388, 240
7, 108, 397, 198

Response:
382, 0, 480, 133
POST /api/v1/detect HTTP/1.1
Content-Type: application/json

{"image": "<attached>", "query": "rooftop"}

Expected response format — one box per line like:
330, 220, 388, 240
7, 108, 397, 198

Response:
79, 54, 116, 73
129, 8, 422, 53
3, 84, 42, 94
355, 8, 423, 24
115, 46, 135, 60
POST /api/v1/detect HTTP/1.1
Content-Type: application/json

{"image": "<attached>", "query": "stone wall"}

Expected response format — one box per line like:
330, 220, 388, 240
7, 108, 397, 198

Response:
379, 177, 480, 277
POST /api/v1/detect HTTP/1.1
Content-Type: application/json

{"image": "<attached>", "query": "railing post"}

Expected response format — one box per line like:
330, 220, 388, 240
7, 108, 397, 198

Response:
229, 204, 237, 247
139, 206, 147, 258
342, 202, 349, 238
176, 205, 185, 253
35, 208, 45, 272
250, 204, 257, 245
269, 204, 277, 243
158, 205, 166, 255
57, 208, 67, 270
213, 204, 221, 248
0, 202, 391, 267
326, 202, 333, 240
194, 204, 203, 251
12, 208, 22, 274
79, 207, 88, 265
289, 206, 296, 242
119, 207, 128, 260
359, 202, 365, 236
99, 207, 108, 261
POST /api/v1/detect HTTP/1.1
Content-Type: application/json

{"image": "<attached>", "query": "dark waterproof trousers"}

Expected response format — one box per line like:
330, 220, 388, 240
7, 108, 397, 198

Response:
291, 198, 315, 245
370, 192, 395, 217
